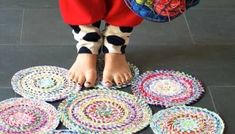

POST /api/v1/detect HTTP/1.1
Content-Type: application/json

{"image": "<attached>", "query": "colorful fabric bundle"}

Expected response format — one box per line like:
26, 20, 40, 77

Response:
150, 106, 224, 134
124, 0, 200, 22
11, 66, 81, 102
96, 58, 140, 89
59, 89, 152, 133
131, 70, 204, 107
0, 98, 59, 134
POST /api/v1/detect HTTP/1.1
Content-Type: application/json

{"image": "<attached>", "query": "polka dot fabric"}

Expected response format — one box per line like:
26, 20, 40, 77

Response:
11, 66, 81, 102
58, 89, 152, 134
0, 98, 59, 134
150, 106, 224, 134
131, 70, 205, 107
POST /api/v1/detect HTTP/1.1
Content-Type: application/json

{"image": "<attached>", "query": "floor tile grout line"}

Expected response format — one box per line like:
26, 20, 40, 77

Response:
0, 7, 59, 10
1, 7, 235, 10
0, 87, 17, 97
191, 7, 235, 10
2, 44, 235, 46
183, 13, 196, 45
209, 85, 235, 87
0, 44, 75, 47
19, 8, 25, 45
0, 44, 18, 46
0, 86, 11, 89
208, 87, 218, 113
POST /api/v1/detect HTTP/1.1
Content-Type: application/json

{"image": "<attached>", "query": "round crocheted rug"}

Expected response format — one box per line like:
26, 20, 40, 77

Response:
0, 98, 59, 134
59, 89, 152, 134
131, 70, 204, 107
150, 106, 224, 134
11, 66, 81, 102
48, 130, 80, 134
124, 0, 200, 22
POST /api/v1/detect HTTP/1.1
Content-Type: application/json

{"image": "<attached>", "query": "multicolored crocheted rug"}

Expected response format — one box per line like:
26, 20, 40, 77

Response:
59, 89, 152, 133
124, 0, 200, 22
48, 130, 80, 134
0, 98, 59, 134
96, 58, 140, 89
131, 70, 204, 107
150, 106, 224, 134
11, 66, 81, 102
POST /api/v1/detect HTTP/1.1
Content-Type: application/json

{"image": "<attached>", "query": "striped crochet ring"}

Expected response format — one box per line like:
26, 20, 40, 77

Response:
48, 130, 80, 134
0, 98, 59, 134
150, 106, 224, 134
96, 58, 140, 89
131, 70, 204, 107
11, 66, 81, 102
124, 0, 200, 22
59, 89, 152, 134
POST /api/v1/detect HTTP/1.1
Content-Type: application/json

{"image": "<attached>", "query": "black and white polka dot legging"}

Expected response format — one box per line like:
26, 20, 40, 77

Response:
70, 21, 133, 54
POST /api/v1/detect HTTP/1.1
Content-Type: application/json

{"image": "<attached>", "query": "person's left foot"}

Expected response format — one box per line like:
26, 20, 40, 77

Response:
68, 54, 97, 88
102, 53, 132, 87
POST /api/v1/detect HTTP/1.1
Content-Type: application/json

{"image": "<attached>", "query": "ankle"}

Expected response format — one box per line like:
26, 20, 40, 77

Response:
105, 54, 126, 63
76, 53, 97, 59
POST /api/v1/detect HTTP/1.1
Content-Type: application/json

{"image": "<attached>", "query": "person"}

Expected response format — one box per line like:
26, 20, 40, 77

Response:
59, 0, 143, 88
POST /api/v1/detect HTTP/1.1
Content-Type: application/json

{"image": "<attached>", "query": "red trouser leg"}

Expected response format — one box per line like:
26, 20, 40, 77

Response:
59, 0, 143, 26
104, 0, 143, 26
59, 0, 106, 25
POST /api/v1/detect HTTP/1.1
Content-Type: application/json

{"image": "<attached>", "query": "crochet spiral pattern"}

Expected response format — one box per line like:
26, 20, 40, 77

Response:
59, 89, 152, 134
48, 129, 81, 134
11, 66, 81, 102
0, 98, 59, 134
150, 106, 224, 134
124, 0, 200, 22
132, 70, 205, 107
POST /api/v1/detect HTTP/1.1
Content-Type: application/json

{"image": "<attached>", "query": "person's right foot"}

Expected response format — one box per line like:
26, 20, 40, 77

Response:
102, 53, 132, 87
68, 54, 97, 88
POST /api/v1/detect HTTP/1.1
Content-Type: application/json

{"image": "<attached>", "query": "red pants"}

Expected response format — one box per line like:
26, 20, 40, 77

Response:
59, 0, 143, 26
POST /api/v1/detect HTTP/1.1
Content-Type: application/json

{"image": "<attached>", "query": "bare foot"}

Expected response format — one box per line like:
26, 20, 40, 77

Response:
68, 54, 97, 88
102, 53, 132, 87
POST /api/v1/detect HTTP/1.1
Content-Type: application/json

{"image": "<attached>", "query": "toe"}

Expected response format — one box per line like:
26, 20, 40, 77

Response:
128, 73, 133, 80
84, 70, 97, 88
124, 73, 131, 83
73, 73, 79, 83
120, 74, 126, 84
78, 75, 85, 86
102, 74, 113, 87
114, 75, 122, 86
68, 72, 75, 81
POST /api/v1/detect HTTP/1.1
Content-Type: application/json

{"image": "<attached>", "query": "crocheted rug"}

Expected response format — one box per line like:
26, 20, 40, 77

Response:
150, 106, 224, 134
11, 66, 81, 102
48, 130, 80, 134
59, 89, 152, 133
124, 0, 200, 22
131, 70, 204, 107
0, 98, 59, 134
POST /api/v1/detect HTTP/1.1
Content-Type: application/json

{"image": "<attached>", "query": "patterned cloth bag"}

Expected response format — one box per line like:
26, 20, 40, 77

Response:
124, 0, 200, 22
